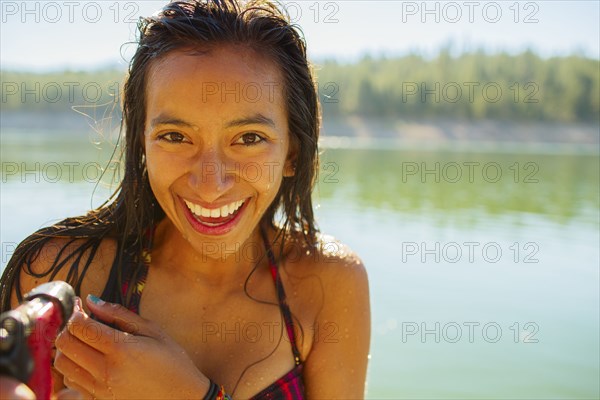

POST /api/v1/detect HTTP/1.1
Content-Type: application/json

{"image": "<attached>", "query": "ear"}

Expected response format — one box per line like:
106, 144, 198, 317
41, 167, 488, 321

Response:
283, 159, 296, 177
283, 140, 298, 178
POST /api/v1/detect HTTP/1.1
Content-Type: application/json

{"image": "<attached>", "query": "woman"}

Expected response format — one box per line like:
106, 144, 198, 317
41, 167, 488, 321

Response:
0, 0, 370, 398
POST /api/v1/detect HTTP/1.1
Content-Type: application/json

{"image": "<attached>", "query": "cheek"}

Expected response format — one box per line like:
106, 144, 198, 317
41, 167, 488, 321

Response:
145, 147, 186, 199
240, 146, 288, 193
238, 159, 283, 190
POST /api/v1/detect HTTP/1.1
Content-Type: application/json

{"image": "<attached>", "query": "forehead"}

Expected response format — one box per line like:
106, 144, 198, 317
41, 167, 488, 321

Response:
145, 46, 286, 122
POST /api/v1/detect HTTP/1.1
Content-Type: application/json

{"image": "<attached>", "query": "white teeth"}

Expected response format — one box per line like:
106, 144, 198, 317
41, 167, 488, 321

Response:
184, 199, 245, 219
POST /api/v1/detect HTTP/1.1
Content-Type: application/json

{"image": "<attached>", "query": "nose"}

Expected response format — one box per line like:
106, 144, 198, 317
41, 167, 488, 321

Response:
188, 147, 236, 202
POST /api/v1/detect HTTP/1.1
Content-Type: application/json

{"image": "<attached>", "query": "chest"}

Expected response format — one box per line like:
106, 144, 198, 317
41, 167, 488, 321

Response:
137, 267, 302, 397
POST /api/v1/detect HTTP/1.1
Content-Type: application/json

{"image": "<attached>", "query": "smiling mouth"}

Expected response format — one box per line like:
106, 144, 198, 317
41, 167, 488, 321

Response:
183, 198, 246, 227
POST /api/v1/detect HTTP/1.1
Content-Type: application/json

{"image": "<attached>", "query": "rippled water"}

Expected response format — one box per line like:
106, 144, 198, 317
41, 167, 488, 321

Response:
2, 130, 599, 398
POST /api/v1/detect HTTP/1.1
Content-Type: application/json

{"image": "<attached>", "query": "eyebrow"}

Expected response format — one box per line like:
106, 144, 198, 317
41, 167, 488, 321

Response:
150, 113, 276, 129
224, 113, 276, 129
150, 116, 194, 129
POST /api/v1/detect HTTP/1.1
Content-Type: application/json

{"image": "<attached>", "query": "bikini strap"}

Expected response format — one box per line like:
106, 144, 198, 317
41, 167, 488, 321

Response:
262, 231, 303, 366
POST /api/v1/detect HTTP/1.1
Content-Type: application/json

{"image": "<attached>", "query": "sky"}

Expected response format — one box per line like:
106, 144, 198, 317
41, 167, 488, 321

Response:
0, 0, 599, 71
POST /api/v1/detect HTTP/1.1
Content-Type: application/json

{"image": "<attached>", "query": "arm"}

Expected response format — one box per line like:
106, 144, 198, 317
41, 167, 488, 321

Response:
5, 240, 210, 399
2, 238, 208, 398
302, 250, 371, 399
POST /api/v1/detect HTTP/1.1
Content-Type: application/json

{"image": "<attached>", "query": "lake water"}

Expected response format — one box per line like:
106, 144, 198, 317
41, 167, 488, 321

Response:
1, 130, 599, 399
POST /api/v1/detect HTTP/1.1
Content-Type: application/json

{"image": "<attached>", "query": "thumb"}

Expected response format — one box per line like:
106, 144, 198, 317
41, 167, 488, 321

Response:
85, 295, 158, 337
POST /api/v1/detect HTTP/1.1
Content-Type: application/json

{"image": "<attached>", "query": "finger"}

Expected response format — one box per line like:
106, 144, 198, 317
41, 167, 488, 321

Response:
58, 356, 111, 400
85, 295, 159, 338
66, 303, 128, 354
55, 388, 84, 400
62, 378, 92, 400
74, 296, 84, 313
66, 297, 86, 320
55, 329, 105, 379
54, 348, 97, 390
63, 378, 114, 400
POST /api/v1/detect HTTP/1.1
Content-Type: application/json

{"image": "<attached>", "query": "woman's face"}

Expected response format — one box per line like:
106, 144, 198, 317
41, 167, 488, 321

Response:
143, 46, 294, 255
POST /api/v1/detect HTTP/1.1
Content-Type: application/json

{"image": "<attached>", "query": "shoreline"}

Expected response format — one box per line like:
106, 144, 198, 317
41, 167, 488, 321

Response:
2, 111, 598, 149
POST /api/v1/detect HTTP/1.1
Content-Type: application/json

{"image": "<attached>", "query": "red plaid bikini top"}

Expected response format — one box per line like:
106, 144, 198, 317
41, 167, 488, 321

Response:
105, 228, 305, 400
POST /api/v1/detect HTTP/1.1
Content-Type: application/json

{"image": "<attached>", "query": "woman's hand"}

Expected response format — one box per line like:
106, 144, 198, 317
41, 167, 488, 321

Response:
54, 296, 210, 399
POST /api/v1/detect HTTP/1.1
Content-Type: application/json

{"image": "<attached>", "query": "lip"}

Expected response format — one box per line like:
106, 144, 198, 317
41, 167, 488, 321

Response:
179, 196, 249, 236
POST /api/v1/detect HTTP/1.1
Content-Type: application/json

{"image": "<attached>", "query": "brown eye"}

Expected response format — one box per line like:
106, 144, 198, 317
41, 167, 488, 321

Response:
238, 132, 265, 146
158, 132, 186, 143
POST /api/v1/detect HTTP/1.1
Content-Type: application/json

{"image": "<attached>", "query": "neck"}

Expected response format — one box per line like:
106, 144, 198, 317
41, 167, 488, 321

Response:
150, 219, 271, 289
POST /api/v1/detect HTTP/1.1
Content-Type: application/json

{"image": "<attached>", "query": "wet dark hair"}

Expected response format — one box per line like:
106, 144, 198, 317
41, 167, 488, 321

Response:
1, 0, 320, 311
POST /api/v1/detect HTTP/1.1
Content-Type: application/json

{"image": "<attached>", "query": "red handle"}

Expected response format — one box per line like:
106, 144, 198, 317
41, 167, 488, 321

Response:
24, 298, 64, 400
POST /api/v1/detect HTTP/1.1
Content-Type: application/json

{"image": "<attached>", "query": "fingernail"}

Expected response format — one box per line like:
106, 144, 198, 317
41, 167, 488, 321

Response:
87, 294, 105, 306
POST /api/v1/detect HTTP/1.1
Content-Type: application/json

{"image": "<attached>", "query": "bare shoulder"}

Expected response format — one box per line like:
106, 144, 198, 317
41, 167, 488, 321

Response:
281, 231, 370, 338
314, 233, 367, 279
285, 232, 368, 288
309, 233, 370, 317
6, 235, 117, 308
284, 233, 371, 397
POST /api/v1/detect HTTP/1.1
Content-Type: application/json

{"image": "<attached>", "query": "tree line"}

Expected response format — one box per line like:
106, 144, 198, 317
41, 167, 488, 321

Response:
2, 50, 598, 123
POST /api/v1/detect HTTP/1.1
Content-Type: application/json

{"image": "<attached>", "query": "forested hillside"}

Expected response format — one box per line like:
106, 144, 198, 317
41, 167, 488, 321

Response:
2, 51, 598, 123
